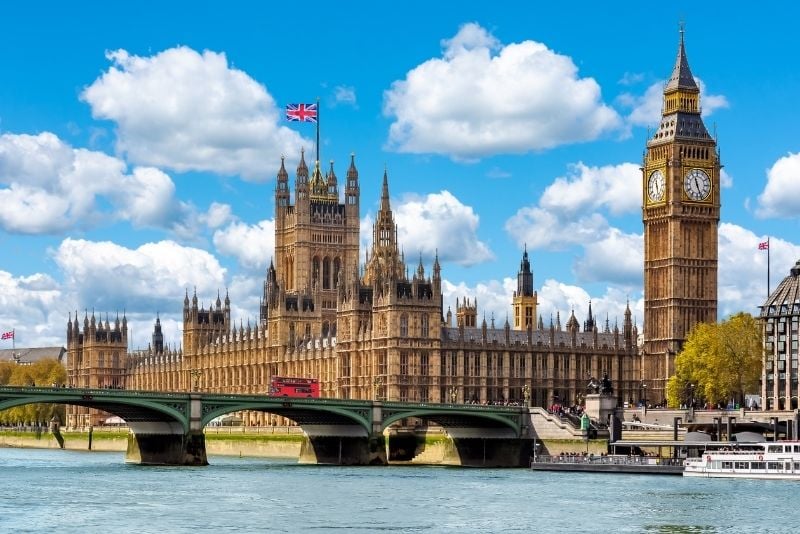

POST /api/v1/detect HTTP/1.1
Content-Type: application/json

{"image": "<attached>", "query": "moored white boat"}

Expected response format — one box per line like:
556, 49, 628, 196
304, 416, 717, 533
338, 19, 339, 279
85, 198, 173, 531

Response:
683, 441, 800, 479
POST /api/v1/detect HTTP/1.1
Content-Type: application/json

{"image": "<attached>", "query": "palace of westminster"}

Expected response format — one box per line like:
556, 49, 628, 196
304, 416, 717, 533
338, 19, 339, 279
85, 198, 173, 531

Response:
65, 32, 740, 426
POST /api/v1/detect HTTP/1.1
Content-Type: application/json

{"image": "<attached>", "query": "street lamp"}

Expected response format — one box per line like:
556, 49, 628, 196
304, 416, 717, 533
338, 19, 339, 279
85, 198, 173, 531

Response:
448, 385, 458, 404
642, 382, 648, 414
190, 369, 202, 392
372, 376, 382, 400
523, 384, 531, 407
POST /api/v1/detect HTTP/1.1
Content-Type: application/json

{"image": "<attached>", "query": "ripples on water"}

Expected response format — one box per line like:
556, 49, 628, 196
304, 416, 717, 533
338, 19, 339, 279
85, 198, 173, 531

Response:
0, 448, 794, 533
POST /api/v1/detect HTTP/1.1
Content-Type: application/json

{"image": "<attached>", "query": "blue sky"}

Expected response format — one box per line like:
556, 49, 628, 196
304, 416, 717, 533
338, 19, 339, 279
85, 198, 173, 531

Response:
1, 2, 799, 349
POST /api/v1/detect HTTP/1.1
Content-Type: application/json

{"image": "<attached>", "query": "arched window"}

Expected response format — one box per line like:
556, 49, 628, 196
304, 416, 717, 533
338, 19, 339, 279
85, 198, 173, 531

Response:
333, 258, 341, 288
400, 314, 408, 337
312, 257, 320, 289
322, 321, 330, 337
421, 314, 429, 337
323, 257, 331, 290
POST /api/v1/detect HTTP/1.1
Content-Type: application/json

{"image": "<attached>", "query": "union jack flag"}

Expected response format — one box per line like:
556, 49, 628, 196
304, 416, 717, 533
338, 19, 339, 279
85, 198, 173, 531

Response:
759, 241, 769, 250
1, 330, 13, 340
286, 103, 318, 123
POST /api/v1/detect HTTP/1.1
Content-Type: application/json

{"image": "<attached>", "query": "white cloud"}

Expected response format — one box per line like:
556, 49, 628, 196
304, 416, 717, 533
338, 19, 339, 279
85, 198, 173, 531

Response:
506, 207, 610, 251
81, 46, 311, 181
53, 238, 226, 311
505, 161, 643, 286
333, 86, 357, 107
442, 277, 515, 327
574, 229, 643, 285
0, 132, 187, 234
720, 168, 733, 188
756, 152, 800, 218
539, 162, 642, 216
394, 190, 493, 266
0, 270, 64, 347
718, 223, 800, 317
618, 72, 645, 86
621, 78, 729, 128
212, 219, 275, 271
538, 280, 643, 331
203, 202, 234, 229
383, 23, 621, 159
505, 161, 643, 251
441, 276, 643, 332
113, 167, 178, 227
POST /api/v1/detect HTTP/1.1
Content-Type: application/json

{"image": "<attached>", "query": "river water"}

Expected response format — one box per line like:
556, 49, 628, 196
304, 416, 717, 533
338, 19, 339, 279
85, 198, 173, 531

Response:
0, 448, 794, 533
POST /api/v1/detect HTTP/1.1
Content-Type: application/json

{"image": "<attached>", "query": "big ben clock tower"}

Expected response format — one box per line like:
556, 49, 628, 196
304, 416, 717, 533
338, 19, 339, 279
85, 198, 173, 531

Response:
642, 29, 720, 396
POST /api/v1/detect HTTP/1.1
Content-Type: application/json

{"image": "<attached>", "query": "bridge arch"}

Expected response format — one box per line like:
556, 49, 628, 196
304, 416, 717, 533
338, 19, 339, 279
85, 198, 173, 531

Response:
381, 408, 522, 437
200, 399, 372, 436
0, 389, 189, 432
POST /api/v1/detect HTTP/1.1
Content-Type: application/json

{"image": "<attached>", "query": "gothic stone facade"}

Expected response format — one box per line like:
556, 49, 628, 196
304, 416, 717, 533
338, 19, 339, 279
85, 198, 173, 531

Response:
67, 152, 640, 426
67, 33, 721, 424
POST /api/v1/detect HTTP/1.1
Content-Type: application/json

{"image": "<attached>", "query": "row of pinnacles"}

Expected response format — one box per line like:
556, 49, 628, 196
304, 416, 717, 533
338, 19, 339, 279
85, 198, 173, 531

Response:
446, 298, 636, 352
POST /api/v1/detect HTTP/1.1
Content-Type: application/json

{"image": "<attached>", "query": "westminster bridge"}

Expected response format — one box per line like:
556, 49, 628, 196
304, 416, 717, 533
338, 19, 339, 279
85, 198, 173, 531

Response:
0, 386, 532, 466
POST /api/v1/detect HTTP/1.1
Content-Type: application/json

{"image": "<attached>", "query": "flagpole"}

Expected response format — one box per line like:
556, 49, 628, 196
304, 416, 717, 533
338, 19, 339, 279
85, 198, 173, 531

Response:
315, 96, 320, 163
767, 237, 771, 300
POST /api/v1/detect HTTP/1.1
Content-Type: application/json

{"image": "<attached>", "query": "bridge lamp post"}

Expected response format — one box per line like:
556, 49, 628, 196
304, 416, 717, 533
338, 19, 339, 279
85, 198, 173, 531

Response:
448, 385, 458, 404
190, 369, 202, 392
372, 376, 382, 401
523, 384, 531, 408
642, 383, 648, 416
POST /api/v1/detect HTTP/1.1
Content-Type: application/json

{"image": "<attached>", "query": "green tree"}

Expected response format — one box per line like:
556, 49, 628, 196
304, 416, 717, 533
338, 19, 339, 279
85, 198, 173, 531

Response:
0, 361, 14, 385
0, 359, 67, 425
666, 312, 762, 408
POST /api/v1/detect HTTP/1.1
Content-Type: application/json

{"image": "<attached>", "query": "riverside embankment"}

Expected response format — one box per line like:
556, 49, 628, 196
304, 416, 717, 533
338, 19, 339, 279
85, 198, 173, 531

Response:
0, 426, 303, 458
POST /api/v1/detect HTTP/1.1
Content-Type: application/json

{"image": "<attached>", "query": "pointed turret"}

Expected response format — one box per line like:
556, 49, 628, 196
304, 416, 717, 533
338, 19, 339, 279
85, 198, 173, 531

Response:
512, 244, 538, 330
276, 155, 290, 209
327, 160, 338, 196
295, 148, 310, 205
363, 167, 405, 285
152, 313, 164, 354
345, 152, 359, 215
566, 309, 579, 333
665, 27, 699, 92
516, 244, 534, 297
583, 300, 595, 332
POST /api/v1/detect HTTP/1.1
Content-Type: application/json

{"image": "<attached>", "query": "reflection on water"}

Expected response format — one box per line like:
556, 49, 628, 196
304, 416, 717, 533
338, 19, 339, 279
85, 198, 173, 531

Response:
0, 448, 782, 533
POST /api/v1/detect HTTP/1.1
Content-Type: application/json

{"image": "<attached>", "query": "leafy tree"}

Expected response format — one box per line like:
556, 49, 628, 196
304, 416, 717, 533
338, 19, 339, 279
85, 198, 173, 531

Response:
0, 358, 67, 425
666, 313, 762, 408
0, 361, 14, 385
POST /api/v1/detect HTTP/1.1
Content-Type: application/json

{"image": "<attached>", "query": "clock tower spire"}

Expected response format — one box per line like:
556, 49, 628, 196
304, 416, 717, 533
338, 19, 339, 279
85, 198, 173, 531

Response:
642, 28, 721, 398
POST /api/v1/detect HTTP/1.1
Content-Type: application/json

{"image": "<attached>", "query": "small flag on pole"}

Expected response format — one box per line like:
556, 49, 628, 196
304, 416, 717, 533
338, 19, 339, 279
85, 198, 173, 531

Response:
758, 241, 769, 250
286, 103, 318, 123
1, 330, 13, 340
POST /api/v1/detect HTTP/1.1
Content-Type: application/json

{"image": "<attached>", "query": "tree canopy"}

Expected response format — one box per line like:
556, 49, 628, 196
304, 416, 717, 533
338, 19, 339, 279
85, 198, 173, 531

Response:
0, 359, 67, 425
666, 312, 762, 408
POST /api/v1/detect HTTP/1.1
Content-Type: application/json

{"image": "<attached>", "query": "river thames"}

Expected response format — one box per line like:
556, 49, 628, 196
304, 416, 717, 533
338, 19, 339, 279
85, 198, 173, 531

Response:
0, 448, 793, 533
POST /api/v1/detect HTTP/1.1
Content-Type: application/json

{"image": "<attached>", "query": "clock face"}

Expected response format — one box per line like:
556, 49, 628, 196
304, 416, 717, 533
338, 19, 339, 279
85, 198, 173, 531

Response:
647, 170, 665, 202
684, 168, 711, 201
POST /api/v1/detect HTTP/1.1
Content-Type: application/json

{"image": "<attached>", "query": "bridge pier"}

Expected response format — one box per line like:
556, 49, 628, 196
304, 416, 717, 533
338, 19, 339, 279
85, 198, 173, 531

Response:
124, 395, 208, 466
124, 421, 208, 466
449, 437, 533, 467
298, 425, 387, 465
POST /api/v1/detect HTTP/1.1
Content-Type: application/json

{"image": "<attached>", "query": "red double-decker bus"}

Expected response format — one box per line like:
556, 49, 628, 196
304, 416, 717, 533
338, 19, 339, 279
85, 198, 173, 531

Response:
268, 376, 320, 398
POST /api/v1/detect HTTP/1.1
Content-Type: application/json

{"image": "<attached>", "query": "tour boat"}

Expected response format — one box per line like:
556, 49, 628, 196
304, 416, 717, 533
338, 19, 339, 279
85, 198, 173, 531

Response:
683, 441, 800, 479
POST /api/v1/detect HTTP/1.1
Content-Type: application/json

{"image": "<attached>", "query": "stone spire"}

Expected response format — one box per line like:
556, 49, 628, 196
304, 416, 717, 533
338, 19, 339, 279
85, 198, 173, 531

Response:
363, 167, 405, 285
665, 25, 699, 92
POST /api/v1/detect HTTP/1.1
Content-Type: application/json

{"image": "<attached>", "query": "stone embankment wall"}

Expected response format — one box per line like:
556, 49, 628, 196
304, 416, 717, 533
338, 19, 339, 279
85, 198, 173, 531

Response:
0, 427, 303, 458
